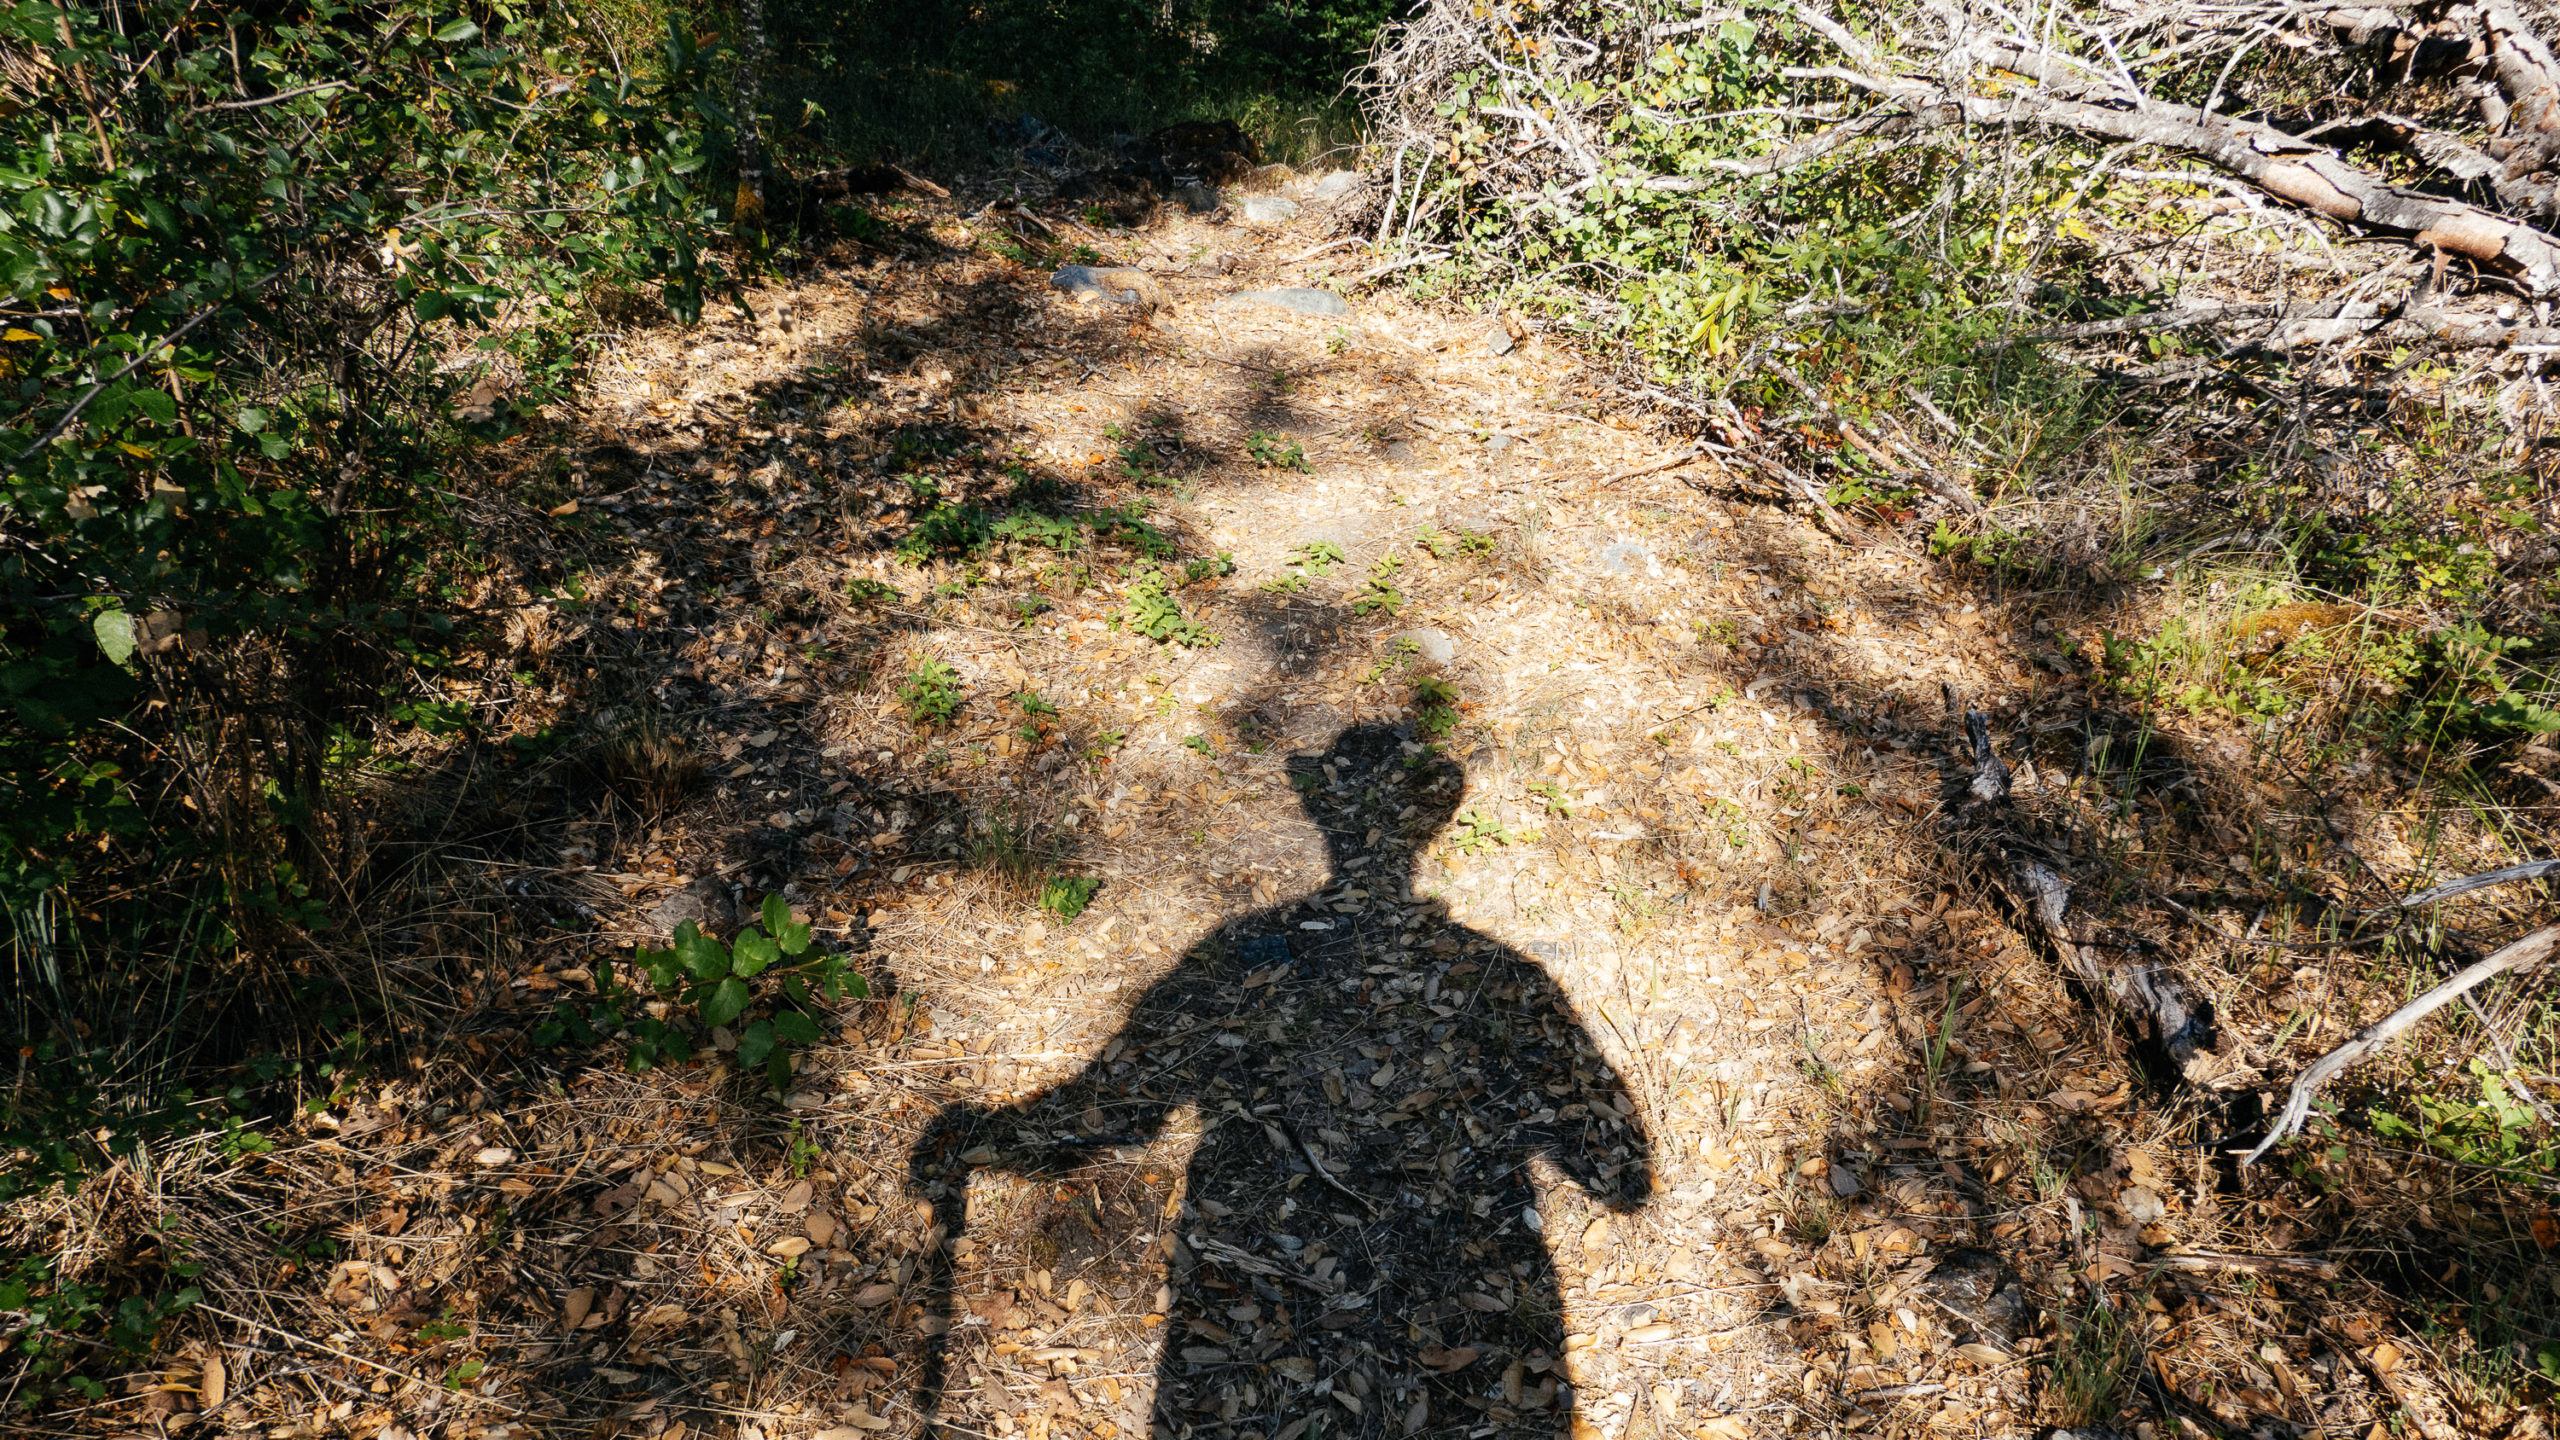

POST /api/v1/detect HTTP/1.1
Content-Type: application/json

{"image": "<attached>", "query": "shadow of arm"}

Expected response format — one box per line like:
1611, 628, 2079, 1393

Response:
904, 1000, 1186, 1424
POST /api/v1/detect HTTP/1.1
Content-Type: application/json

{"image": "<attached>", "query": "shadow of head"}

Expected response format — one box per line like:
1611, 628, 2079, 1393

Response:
1283, 722, 1464, 883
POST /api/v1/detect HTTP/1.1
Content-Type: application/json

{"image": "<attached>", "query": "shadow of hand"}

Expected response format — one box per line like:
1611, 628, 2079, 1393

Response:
906, 1103, 989, 1424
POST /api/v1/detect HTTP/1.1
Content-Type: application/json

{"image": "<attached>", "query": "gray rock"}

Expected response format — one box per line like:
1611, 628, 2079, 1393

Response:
1309, 170, 1360, 200
1050, 265, 1158, 307
1609, 1302, 1659, 1328
1485, 434, 1515, 454
2120, 1184, 2164, 1225
1597, 540, 1654, 577
648, 877, 736, 939
1239, 195, 1300, 225
1828, 1162, 1861, 1198
1485, 323, 1516, 357
1393, 628, 1456, 665
1221, 287, 1350, 318
1175, 182, 1220, 212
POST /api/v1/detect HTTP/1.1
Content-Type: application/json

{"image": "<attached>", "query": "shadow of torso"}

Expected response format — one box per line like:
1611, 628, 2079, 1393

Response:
918, 893, 1653, 1440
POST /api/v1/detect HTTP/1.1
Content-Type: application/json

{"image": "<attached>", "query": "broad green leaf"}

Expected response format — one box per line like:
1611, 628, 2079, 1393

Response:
731, 928, 779, 977
844, 970, 871, 1001
675, 927, 728, 981
128, 389, 176, 425
92, 609, 137, 666
776, 920, 812, 956
236, 407, 268, 434
761, 893, 790, 934
772, 1010, 820, 1044
699, 977, 750, 1027
435, 19, 481, 42
736, 1020, 774, 1069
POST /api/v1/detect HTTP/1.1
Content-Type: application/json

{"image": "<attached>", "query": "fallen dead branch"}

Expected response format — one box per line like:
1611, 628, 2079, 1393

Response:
2152, 1250, 2342, 1280
2243, 924, 2560, 1164
1957, 709, 2223, 1085
1765, 0, 2560, 296
2392, 856, 2560, 909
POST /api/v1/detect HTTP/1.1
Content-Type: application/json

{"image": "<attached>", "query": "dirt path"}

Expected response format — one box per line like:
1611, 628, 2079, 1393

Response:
132, 184, 2240, 1440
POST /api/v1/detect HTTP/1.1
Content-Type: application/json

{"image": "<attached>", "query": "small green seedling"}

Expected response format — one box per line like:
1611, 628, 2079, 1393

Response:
1416, 676, 1461, 738
901, 656, 962, 725
1247, 431, 1309, 471
538, 896, 867, 1092
1039, 875, 1101, 920
1354, 555, 1406, 617
1294, 540, 1346, 576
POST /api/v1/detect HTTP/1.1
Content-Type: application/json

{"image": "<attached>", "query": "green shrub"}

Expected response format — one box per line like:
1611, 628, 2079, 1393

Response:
539, 897, 869, 1092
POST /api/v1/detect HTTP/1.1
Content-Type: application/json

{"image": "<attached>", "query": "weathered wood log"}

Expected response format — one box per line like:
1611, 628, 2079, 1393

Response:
1955, 710, 2223, 1084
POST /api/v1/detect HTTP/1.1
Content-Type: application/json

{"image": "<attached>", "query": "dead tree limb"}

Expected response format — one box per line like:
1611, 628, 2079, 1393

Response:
1957, 710, 2223, 1083
2242, 924, 2560, 1165
1773, 3, 2560, 293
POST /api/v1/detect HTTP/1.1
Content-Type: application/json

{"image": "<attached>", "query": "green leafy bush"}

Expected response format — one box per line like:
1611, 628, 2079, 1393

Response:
539, 897, 868, 1092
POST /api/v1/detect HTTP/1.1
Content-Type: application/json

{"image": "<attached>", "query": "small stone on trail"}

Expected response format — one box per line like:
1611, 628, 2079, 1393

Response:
1597, 540, 1654, 577
1394, 628, 1456, 665
1309, 171, 1361, 200
1221, 287, 1350, 318
1828, 1162, 1861, 1198
1176, 182, 1220, 213
649, 876, 736, 939
1051, 265, 1158, 307
1485, 323, 1516, 357
1239, 195, 1300, 225
2120, 1184, 2164, 1224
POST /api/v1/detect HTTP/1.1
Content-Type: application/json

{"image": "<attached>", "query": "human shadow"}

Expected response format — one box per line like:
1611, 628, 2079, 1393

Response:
908, 723, 1653, 1440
